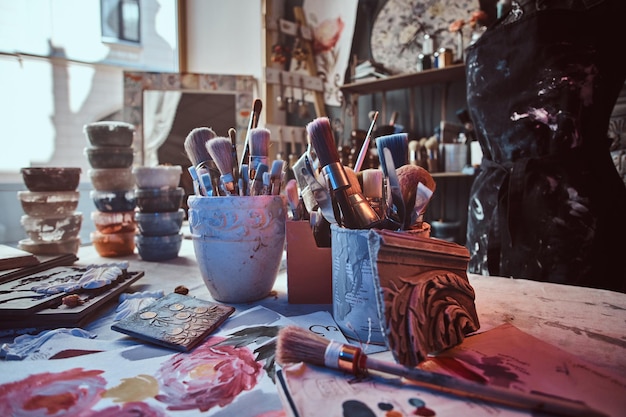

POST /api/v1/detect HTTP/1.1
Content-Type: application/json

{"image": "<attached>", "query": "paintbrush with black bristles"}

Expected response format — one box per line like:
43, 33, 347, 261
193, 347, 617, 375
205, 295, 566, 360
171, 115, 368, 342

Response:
206, 136, 238, 196
184, 127, 218, 196
275, 326, 607, 417
228, 127, 240, 194
239, 99, 263, 195
307, 117, 379, 229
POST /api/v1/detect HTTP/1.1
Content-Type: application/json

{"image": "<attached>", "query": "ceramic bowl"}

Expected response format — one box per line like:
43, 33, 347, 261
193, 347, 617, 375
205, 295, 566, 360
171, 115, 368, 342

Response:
21, 167, 81, 192
21, 212, 83, 243
135, 232, 183, 261
90, 190, 136, 212
91, 210, 137, 234
90, 230, 135, 257
84, 146, 134, 169
132, 165, 183, 189
83, 121, 135, 147
134, 208, 184, 236
88, 168, 135, 191
18, 191, 80, 218
18, 237, 81, 256
134, 187, 184, 213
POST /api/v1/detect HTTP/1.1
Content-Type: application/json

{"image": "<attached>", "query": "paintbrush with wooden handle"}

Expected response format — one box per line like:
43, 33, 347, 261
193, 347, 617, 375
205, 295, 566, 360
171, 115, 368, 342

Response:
276, 326, 608, 417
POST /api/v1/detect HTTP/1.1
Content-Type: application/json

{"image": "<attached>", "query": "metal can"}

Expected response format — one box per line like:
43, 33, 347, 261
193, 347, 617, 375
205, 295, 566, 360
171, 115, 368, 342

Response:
437, 47, 453, 68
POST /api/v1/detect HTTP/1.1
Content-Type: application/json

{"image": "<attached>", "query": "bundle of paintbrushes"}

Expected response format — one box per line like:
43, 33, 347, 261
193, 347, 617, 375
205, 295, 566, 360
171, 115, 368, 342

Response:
183, 99, 287, 197
292, 116, 436, 232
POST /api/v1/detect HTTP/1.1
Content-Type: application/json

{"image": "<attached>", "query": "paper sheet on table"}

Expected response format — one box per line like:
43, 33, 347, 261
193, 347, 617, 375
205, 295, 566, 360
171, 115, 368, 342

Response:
0, 305, 343, 417
278, 323, 626, 416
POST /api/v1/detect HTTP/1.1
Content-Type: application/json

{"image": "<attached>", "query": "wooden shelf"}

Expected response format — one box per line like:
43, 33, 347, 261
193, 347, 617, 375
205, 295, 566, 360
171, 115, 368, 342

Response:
340, 64, 466, 95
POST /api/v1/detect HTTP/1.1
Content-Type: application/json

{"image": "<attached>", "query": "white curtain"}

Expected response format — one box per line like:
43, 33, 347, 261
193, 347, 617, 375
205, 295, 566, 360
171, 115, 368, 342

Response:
143, 90, 182, 166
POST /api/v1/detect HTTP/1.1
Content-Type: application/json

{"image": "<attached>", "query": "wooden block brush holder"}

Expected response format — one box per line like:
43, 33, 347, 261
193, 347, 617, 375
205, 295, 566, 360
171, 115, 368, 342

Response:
367, 229, 480, 367
331, 223, 479, 360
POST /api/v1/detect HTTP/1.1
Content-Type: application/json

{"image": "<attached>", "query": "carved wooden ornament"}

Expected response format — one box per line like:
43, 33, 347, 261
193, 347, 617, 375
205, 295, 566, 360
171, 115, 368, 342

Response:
367, 229, 480, 367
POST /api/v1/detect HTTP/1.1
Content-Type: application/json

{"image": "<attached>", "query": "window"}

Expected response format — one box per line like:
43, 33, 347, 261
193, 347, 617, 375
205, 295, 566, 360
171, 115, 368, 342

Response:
101, 0, 140, 44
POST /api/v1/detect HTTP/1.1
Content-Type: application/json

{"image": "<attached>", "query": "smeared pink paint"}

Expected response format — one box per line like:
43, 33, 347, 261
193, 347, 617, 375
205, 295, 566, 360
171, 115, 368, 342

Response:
154, 336, 263, 412
0, 368, 106, 416
86, 401, 168, 416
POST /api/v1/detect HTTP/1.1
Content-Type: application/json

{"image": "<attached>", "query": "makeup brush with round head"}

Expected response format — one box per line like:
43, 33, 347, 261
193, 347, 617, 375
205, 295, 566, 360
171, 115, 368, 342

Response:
206, 136, 238, 195
396, 164, 436, 227
276, 326, 605, 417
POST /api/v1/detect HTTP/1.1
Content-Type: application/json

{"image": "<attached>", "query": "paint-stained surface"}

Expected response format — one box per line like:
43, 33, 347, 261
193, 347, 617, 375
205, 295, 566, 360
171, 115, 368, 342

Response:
465, 0, 626, 291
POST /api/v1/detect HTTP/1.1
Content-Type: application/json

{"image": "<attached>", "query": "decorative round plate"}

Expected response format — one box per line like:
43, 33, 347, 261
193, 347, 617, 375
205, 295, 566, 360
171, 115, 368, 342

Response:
370, 0, 479, 74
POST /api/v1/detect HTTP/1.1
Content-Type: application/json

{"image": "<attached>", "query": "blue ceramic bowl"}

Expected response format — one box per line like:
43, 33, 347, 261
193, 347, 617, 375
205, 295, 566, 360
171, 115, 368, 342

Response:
90, 190, 136, 212
134, 208, 184, 236
135, 232, 183, 261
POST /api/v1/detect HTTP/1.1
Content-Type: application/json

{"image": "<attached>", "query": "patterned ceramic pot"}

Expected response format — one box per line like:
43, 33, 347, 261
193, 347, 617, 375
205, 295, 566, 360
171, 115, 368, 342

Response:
187, 195, 286, 303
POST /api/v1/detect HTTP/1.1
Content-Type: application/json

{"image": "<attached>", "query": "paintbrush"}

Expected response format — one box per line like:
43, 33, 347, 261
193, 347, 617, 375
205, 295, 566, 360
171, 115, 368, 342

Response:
353, 110, 379, 172
228, 127, 240, 193
269, 159, 285, 195
376, 133, 409, 177
250, 163, 268, 196
240, 99, 263, 192
361, 168, 385, 218
307, 117, 379, 229
275, 326, 607, 417
396, 164, 436, 228
285, 178, 301, 220
247, 127, 271, 186
206, 136, 238, 195
184, 127, 217, 196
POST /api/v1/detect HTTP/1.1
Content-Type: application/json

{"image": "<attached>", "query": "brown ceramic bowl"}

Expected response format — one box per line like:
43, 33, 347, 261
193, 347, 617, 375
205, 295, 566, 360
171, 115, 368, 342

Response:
20, 167, 81, 192
84, 146, 134, 169
90, 231, 136, 257
134, 187, 184, 213
83, 121, 135, 147
91, 210, 137, 234
18, 191, 80, 218
88, 168, 135, 191
18, 237, 81, 255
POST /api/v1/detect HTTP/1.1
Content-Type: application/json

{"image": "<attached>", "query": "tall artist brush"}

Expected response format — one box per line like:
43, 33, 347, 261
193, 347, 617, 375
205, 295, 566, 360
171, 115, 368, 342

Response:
206, 136, 238, 196
184, 127, 218, 196
228, 127, 240, 193
247, 127, 271, 190
307, 117, 379, 229
240, 99, 263, 195
276, 326, 607, 417
353, 110, 378, 172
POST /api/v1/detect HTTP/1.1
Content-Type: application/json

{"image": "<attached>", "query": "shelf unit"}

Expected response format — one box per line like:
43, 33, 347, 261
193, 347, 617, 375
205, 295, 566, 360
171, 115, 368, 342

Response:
341, 64, 472, 244
340, 64, 466, 136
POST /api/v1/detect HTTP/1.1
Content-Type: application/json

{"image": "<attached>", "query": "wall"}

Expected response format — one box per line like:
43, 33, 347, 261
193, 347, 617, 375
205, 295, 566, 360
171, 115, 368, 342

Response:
0, 0, 179, 244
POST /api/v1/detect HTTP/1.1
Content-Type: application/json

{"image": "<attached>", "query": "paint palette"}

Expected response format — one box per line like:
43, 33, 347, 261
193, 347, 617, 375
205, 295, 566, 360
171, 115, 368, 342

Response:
0, 264, 144, 332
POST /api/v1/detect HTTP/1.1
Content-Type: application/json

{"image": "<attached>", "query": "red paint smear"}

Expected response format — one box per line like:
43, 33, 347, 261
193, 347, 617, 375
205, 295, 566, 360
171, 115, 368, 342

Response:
50, 349, 103, 359
24, 392, 78, 414
414, 406, 436, 416
423, 356, 487, 383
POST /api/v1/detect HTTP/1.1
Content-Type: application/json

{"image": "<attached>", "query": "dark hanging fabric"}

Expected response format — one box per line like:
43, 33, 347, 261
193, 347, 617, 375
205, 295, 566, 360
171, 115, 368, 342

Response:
465, 0, 626, 292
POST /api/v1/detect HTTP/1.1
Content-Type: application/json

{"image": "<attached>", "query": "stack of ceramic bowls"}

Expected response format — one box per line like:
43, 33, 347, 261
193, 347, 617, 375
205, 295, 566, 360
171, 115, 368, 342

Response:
133, 165, 184, 261
83, 121, 137, 257
17, 167, 82, 255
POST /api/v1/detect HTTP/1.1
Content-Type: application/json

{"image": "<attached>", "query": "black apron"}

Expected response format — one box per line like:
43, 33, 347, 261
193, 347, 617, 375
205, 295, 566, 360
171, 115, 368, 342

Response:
465, 0, 626, 292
